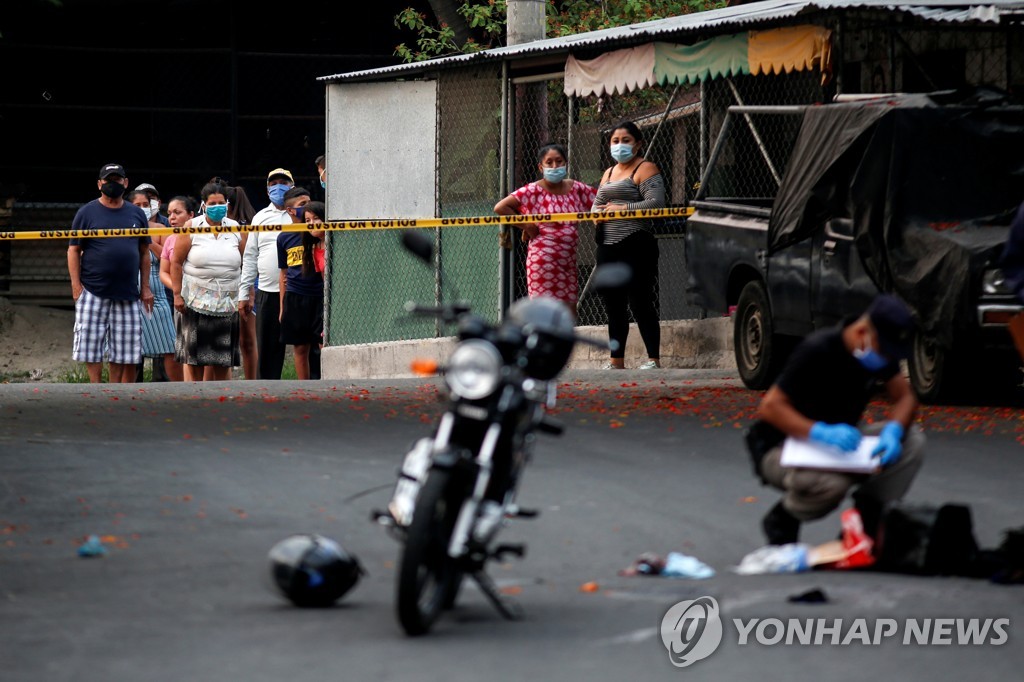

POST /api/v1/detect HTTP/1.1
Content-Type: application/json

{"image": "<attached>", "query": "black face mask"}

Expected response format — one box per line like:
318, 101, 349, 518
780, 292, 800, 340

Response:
100, 181, 125, 199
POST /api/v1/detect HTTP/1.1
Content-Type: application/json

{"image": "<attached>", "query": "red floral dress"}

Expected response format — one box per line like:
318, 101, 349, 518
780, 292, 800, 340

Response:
511, 180, 598, 306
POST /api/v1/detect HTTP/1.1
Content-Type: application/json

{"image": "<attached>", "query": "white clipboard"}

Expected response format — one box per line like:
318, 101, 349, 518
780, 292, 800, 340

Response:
780, 436, 881, 473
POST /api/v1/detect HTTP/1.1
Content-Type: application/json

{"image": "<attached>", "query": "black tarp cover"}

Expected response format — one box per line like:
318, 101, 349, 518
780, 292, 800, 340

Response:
768, 94, 1024, 343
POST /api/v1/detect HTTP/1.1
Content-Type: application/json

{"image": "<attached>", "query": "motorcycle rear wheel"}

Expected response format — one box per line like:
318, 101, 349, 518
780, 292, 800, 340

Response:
397, 470, 463, 635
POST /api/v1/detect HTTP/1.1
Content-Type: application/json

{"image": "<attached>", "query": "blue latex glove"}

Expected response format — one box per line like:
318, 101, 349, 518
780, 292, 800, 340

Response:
809, 422, 862, 452
872, 421, 904, 466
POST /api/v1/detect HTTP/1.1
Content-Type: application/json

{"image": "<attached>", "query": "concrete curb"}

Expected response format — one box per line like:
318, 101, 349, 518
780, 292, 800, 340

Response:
322, 317, 735, 380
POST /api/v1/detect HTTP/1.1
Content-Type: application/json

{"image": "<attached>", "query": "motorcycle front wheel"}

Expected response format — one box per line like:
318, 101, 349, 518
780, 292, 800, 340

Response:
396, 469, 464, 635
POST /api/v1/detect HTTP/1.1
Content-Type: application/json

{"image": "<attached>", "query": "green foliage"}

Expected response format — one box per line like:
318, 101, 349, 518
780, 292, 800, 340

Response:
395, 0, 726, 62
281, 361, 298, 381
394, 2, 506, 62
395, 7, 463, 62
56, 364, 107, 383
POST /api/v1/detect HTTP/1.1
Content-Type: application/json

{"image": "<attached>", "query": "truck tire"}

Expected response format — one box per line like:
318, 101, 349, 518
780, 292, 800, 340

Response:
907, 332, 960, 404
734, 281, 783, 390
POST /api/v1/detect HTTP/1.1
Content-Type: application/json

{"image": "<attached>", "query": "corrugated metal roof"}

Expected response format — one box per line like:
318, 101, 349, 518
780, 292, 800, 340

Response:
318, 0, 1024, 83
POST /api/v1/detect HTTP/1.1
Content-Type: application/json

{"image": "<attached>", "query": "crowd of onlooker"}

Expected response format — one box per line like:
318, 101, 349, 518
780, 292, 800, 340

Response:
67, 157, 328, 383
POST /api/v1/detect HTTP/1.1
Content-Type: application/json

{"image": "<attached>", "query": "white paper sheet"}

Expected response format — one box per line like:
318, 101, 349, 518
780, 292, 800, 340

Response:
780, 435, 880, 473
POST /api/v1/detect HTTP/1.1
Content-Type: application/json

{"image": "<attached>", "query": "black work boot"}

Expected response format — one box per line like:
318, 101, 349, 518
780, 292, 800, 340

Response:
762, 501, 801, 545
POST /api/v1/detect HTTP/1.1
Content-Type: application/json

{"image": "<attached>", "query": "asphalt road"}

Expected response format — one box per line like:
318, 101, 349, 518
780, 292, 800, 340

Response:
1, 371, 1021, 682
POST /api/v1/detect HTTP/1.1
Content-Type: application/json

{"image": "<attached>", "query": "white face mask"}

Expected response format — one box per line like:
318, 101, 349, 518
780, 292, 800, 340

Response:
149, 198, 160, 215
140, 205, 155, 219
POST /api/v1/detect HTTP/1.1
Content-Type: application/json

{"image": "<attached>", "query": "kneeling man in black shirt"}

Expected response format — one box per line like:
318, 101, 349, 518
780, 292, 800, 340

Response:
751, 294, 925, 545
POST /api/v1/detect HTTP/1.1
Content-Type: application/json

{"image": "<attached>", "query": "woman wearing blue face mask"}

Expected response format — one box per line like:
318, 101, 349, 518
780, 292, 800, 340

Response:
128, 190, 180, 383
592, 120, 666, 370
171, 182, 246, 381
494, 143, 597, 307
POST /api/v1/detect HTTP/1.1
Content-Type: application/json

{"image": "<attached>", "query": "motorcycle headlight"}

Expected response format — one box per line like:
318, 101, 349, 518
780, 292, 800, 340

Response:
445, 340, 501, 400
982, 268, 1011, 295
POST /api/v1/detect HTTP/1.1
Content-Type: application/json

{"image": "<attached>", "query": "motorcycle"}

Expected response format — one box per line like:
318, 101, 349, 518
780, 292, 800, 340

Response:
373, 230, 629, 636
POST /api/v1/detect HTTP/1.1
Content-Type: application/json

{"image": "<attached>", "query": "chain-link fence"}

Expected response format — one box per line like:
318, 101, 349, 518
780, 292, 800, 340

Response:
0, 204, 80, 305
696, 106, 807, 203
840, 20, 1020, 96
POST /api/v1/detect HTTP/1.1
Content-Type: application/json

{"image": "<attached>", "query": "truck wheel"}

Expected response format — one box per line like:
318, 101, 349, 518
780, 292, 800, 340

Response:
734, 281, 782, 390
907, 332, 956, 404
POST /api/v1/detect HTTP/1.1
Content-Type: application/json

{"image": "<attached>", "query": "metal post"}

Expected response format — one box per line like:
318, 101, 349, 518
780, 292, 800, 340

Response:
566, 95, 575, 177
694, 112, 732, 201
434, 79, 443, 338
1006, 26, 1013, 92
645, 82, 681, 158
499, 61, 513, 317
726, 79, 783, 187
699, 79, 708, 180
505, 0, 544, 317
834, 17, 844, 97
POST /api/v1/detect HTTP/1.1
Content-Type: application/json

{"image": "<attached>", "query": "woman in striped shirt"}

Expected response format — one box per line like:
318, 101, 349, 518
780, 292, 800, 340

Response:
592, 120, 666, 369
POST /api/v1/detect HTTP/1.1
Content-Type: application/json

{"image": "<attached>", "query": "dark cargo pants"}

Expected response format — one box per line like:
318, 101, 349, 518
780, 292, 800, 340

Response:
760, 423, 925, 521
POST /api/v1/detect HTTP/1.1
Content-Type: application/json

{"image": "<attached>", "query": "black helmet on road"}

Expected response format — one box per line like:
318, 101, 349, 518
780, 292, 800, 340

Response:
268, 534, 364, 607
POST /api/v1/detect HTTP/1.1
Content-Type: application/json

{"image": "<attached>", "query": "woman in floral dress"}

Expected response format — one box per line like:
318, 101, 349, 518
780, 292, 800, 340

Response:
494, 143, 597, 308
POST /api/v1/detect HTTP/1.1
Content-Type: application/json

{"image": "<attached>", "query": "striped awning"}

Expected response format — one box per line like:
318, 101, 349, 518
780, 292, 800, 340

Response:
564, 24, 833, 97
563, 43, 657, 98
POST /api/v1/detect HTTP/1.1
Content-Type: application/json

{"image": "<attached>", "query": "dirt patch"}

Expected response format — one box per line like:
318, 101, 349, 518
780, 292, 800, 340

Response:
0, 300, 289, 382
0, 301, 77, 382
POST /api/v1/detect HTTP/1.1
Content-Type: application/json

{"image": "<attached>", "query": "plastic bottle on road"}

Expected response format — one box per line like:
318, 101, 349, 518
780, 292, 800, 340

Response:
735, 543, 810, 575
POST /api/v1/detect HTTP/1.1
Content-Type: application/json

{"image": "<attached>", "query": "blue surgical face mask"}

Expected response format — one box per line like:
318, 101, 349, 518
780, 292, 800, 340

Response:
610, 143, 634, 164
542, 166, 567, 183
320, 180, 326, 189
853, 334, 888, 372
205, 204, 228, 222
291, 205, 306, 222
268, 184, 291, 207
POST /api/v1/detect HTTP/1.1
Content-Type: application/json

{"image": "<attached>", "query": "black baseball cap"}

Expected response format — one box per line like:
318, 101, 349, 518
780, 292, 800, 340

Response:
867, 294, 914, 360
99, 163, 126, 180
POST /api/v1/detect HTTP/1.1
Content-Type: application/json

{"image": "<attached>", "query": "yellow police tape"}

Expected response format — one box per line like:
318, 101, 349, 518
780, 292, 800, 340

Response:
0, 207, 694, 241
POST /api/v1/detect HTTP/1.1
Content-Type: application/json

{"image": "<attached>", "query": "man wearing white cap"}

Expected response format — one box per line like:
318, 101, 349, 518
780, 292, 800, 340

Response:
239, 168, 293, 380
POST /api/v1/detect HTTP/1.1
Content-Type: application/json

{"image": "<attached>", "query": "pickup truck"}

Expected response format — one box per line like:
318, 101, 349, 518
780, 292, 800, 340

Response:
684, 94, 1024, 402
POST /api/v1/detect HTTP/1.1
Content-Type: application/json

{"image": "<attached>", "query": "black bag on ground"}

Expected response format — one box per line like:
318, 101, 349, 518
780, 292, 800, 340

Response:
876, 503, 979, 576
982, 526, 1024, 584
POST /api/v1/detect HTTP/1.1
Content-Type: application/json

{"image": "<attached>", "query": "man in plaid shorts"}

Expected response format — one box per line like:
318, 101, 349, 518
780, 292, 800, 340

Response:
67, 163, 155, 383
